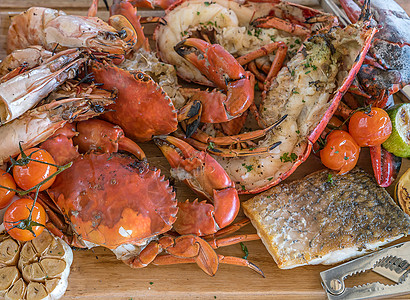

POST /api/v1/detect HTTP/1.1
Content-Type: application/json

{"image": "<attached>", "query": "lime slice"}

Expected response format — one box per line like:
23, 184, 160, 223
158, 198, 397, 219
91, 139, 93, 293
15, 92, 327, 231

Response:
382, 103, 410, 157
395, 167, 410, 216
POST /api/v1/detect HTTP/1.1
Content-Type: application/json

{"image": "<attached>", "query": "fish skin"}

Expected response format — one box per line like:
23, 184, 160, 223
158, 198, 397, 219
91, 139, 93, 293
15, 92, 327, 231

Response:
242, 168, 410, 269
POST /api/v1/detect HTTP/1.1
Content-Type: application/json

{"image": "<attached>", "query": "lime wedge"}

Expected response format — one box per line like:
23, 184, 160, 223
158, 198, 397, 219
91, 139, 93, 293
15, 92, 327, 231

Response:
395, 167, 410, 216
382, 103, 410, 157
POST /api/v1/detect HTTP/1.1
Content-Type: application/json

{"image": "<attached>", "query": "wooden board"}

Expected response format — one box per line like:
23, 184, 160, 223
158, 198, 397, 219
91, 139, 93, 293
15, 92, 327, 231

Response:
1, 1, 410, 299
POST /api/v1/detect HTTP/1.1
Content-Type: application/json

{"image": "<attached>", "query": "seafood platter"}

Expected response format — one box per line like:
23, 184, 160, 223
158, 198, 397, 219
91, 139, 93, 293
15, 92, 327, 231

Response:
0, 0, 409, 298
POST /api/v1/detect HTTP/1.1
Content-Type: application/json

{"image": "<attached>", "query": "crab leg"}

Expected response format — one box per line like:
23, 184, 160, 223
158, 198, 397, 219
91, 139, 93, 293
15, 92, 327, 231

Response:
237, 41, 288, 90
247, 61, 266, 82
237, 42, 287, 66
252, 16, 310, 38
203, 218, 251, 239
189, 114, 287, 146
150, 235, 263, 276
175, 38, 254, 129
154, 136, 239, 236
207, 234, 260, 249
175, 114, 285, 157
218, 255, 264, 276
173, 132, 281, 157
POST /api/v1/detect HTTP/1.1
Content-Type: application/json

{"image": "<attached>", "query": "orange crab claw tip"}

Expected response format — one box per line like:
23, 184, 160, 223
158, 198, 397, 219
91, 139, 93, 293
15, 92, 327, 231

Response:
153, 137, 186, 168
154, 136, 198, 161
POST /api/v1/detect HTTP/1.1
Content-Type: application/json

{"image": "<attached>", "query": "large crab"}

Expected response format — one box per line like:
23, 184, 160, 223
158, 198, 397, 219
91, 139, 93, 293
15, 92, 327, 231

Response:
38, 118, 262, 276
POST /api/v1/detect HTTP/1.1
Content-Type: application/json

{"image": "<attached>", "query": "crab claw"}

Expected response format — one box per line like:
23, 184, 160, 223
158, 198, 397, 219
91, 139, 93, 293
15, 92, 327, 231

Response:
174, 38, 254, 134
154, 136, 240, 236
73, 119, 146, 160
110, 0, 150, 51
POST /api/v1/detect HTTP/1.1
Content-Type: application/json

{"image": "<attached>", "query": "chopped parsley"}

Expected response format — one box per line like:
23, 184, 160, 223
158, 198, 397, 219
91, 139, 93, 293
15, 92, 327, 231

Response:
254, 28, 263, 40
240, 242, 249, 259
327, 174, 333, 184
207, 142, 215, 150
204, 1, 211, 6
242, 163, 253, 172
280, 152, 298, 163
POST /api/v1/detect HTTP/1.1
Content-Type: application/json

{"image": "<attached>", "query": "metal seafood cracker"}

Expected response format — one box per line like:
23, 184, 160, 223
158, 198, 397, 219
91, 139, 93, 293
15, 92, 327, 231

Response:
320, 241, 410, 299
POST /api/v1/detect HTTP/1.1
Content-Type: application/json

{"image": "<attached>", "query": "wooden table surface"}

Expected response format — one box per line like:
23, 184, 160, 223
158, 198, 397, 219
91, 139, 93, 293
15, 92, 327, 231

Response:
1, 1, 410, 299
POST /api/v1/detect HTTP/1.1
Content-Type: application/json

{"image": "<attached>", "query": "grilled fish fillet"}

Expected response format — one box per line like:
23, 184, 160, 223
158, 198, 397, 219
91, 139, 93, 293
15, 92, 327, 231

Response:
242, 168, 410, 269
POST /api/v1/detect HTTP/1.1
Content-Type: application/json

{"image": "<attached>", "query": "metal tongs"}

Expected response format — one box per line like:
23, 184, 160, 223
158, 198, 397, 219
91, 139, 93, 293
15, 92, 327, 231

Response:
320, 241, 410, 299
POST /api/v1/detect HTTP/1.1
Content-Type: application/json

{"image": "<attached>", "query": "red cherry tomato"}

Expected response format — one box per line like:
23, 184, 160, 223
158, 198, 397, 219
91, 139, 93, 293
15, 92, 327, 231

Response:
320, 130, 360, 174
348, 108, 392, 147
4, 198, 46, 242
0, 171, 16, 209
13, 148, 57, 191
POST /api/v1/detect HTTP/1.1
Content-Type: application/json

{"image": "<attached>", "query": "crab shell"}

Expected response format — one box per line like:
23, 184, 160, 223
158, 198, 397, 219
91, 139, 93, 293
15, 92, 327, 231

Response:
91, 62, 178, 142
47, 152, 177, 249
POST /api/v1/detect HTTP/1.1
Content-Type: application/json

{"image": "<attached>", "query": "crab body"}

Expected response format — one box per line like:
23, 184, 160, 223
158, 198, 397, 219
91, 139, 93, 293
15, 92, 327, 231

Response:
90, 62, 178, 142
48, 152, 177, 250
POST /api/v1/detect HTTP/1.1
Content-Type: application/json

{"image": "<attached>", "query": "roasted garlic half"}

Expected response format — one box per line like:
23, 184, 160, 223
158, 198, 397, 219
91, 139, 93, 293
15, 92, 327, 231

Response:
0, 230, 73, 300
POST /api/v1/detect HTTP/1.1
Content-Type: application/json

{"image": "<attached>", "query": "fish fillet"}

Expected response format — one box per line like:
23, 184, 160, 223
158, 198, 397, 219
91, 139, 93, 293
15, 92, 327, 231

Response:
242, 168, 410, 269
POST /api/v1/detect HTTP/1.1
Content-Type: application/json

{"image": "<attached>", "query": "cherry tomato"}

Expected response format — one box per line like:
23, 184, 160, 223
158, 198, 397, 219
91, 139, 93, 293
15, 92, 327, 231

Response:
13, 148, 57, 191
0, 171, 16, 209
348, 108, 392, 147
4, 198, 46, 242
320, 130, 360, 174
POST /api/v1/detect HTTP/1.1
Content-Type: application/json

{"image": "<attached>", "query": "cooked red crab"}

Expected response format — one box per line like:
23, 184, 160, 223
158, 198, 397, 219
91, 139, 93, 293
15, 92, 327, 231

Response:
39, 119, 262, 276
